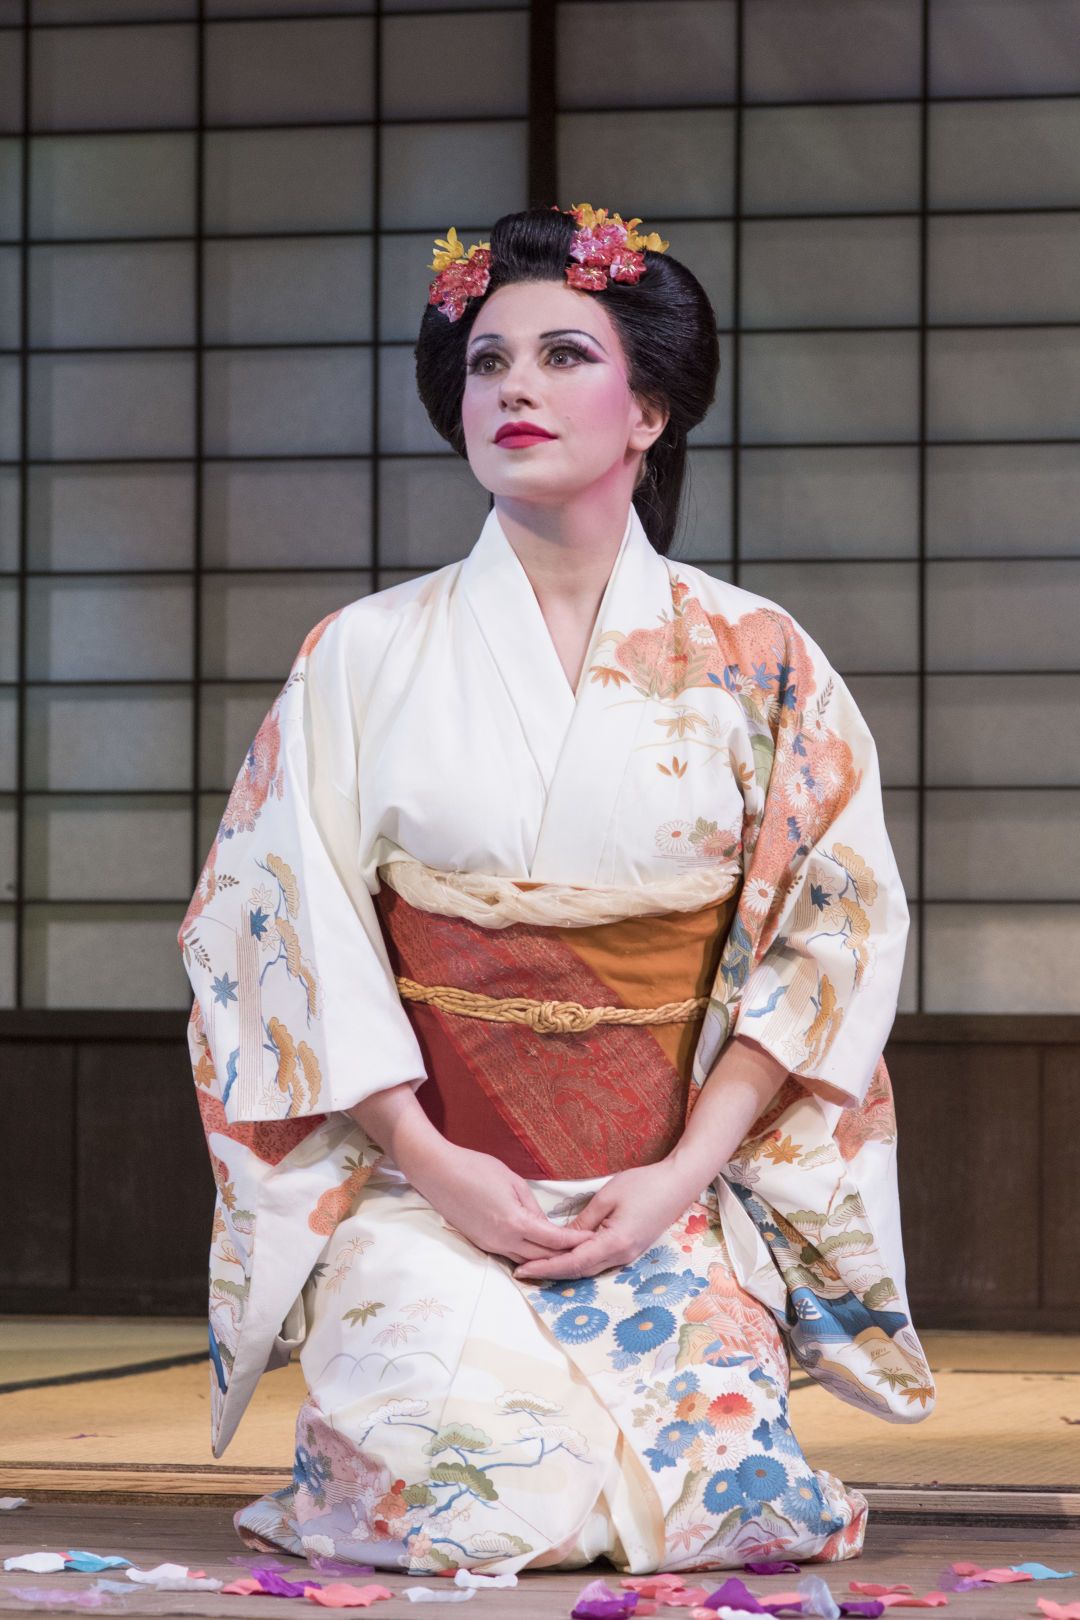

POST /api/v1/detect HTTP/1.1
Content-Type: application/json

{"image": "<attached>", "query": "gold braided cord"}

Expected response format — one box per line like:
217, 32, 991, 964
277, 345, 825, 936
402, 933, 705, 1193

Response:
395, 976, 708, 1037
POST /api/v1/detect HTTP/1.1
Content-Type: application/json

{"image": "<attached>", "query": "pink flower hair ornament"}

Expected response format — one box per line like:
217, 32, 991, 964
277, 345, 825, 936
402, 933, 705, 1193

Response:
426, 205, 669, 322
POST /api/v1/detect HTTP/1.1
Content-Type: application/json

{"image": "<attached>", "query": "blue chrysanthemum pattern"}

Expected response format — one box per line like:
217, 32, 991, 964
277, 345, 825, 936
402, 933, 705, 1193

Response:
702, 1468, 744, 1515
736, 1453, 789, 1502
613, 1306, 676, 1358
552, 1304, 609, 1344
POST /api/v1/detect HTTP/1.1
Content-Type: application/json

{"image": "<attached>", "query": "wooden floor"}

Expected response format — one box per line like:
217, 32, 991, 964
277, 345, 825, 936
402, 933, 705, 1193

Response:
1, 1502, 1078, 1619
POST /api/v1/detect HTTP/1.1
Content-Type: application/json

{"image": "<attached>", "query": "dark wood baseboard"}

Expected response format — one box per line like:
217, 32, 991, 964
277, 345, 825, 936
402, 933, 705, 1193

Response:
3, 1010, 1078, 1042
0, 1287, 206, 1317
3, 1013, 1078, 1325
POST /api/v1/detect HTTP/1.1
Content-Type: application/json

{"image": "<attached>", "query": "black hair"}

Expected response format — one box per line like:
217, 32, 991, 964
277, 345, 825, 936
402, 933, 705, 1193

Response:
414, 208, 720, 556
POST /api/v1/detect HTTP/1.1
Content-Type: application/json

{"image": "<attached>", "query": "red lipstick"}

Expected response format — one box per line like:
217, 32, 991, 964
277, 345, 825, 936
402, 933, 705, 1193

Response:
494, 421, 556, 448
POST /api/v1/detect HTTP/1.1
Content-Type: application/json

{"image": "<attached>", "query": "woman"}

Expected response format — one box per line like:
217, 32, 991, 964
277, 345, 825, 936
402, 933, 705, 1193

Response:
180, 205, 934, 1576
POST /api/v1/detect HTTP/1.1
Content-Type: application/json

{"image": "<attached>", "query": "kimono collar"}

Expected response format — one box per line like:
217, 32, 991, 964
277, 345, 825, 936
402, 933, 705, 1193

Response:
461, 503, 674, 883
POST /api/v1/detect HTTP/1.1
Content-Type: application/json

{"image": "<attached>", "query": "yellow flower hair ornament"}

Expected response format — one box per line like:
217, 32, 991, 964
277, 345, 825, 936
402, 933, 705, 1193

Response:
426, 207, 669, 322
565, 203, 669, 290
427, 228, 492, 321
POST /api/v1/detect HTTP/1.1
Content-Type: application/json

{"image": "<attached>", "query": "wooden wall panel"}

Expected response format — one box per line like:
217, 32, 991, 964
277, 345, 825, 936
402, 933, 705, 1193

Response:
74, 1042, 213, 1300
0, 1042, 75, 1290
1, 1013, 1077, 1324
1041, 1048, 1080, 1313
885, 1044, 1042, 1315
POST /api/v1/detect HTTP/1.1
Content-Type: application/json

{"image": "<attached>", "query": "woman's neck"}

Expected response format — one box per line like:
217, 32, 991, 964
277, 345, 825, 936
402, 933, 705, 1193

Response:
493, 489, 633, 693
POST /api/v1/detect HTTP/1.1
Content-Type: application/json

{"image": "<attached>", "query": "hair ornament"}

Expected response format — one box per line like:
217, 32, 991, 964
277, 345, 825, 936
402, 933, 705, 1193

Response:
426, 206, 669, 320
565, 202, 669, 290
428, 227, 492, 321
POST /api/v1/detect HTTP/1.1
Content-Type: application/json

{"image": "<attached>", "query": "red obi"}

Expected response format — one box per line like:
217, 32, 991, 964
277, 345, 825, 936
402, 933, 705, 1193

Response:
373, 886, 739, 1180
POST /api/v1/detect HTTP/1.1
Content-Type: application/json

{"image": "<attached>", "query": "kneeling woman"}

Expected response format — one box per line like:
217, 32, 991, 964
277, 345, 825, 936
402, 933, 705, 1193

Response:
181, 205, 934, 1575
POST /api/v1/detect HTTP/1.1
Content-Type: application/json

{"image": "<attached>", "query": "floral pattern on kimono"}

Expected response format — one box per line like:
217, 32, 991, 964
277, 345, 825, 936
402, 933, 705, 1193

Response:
584, 573, 932, 1420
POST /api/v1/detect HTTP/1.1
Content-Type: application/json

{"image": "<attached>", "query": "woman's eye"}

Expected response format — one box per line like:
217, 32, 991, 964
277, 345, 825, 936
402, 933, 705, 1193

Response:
548, 345, 587, 366
467, 352, 502, 374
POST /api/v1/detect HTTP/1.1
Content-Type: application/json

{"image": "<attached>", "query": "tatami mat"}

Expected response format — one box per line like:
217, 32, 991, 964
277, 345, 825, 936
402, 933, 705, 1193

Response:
0, 1318, 208, 1386
0, 1322, 1077, 1496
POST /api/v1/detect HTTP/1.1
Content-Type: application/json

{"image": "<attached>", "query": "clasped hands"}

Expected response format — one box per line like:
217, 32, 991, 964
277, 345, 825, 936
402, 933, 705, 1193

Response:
404, 1139, 705, 1283
354, 1034, 788, 1285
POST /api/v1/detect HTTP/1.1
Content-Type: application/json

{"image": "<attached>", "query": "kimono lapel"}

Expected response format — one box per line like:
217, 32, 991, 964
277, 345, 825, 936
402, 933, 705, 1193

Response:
530, 508, 670, 884
460, 508, 576, 794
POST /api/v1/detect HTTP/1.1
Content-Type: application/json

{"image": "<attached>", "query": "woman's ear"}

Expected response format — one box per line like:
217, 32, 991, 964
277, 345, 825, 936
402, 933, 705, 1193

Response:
628, 393, 669, 455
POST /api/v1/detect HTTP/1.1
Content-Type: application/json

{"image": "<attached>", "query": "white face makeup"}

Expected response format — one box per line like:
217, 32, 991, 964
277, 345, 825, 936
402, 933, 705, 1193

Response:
459, 280, 666, 510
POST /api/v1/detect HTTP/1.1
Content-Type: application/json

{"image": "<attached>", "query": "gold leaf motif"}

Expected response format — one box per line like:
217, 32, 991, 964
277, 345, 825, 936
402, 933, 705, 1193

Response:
832, 843, 878, 907
268, 1015, 297, 1094
274, 915, 303, 977
299, 961, 320, 1020
266, 853, 300, 917
298, 1039, 322, 1108
802, 974, 842, 1069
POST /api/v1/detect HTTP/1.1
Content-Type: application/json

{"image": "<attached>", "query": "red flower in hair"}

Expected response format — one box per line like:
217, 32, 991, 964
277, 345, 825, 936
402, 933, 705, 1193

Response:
428, 246, 492, 321
566, 263, 610, 291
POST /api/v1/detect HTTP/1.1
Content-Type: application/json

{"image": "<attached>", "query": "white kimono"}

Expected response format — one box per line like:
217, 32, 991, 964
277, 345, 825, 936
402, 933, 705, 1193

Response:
181, 507, 933, 1573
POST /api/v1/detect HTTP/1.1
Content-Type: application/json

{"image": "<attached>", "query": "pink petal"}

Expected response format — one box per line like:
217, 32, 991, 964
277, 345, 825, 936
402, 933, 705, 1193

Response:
1038, 1603, 1080, 1620
850, 1588, 913, 1598
622, 1577, 687, 1595
222, 1577, 263, 1594
578, 1580, 622, 1603
306, 1584, 394, 1608
877, 1599, 949, 1610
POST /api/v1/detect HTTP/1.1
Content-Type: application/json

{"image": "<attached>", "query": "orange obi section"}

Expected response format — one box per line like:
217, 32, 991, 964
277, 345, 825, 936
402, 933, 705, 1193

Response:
373, 885, 739, 1179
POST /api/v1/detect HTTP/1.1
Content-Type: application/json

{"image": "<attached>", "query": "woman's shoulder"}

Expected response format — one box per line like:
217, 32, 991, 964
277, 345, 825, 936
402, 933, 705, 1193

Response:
663, 555, 801, 630
662, 556, 840, 681
297, 560, 463, 669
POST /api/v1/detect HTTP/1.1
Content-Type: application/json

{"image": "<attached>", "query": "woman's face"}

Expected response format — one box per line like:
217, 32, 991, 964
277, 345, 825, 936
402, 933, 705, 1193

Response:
459, 280, 666, 507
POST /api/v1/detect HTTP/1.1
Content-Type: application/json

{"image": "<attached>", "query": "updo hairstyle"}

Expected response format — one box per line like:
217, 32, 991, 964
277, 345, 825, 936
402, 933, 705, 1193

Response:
414, 208, 720, 556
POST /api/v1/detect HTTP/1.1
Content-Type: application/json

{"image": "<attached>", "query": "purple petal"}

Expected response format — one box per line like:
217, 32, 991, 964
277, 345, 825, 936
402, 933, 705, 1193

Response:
746, 1563, 803, 1576
839, 1605, 885, 1617
255, 1569, 324, 1596
705, 1579, 767, 1612
572, 1604, 639, 1620
935, 1568, 988, 1594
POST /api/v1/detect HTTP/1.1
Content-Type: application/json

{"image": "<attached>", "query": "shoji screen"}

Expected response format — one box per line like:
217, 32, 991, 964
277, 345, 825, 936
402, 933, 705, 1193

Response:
0, 0, 526, 1008
556, 0, 1080, 1015
3, 0, 1079, 1016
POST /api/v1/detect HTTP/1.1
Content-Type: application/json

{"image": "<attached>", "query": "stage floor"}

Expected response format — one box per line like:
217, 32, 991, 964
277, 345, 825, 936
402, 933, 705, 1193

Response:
0, 1503, 1078, 1620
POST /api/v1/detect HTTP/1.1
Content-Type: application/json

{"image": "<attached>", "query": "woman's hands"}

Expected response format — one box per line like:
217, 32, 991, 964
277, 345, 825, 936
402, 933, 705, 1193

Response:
346, 1082, 588, 1267
407, 1139, 592, 1267
348, 1034, 788, 1281
512, 1035, 790, 1283
511, 1157, 702, 1281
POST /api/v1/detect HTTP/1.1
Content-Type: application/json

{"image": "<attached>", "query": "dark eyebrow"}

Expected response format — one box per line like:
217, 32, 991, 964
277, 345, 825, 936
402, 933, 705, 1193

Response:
540, 328, 608, 353
466, 328, 608, 354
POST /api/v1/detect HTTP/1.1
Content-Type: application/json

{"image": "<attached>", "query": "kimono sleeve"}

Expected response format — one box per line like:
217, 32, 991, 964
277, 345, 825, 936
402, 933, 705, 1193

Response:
715, 608, 908, 1107
178, 609, 426, 1123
